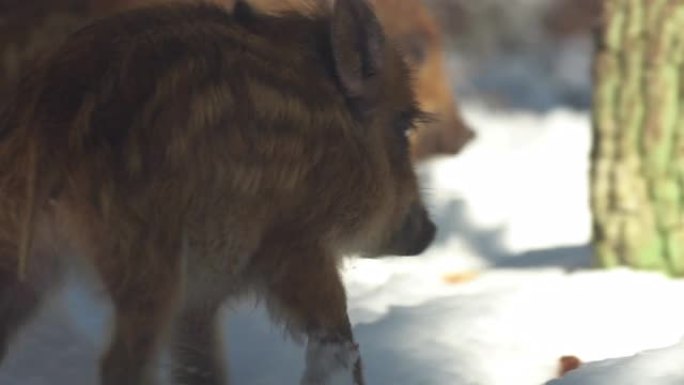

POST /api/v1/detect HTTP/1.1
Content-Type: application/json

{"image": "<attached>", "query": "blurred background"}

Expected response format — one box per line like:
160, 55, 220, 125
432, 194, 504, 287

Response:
427, 0, 597, 111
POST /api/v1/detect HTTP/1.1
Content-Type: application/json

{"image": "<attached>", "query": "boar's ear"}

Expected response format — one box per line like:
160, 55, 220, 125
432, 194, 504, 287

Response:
330, 0, 385, 108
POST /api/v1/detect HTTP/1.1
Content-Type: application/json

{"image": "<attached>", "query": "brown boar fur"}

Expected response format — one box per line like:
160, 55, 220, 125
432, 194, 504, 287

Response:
0, 0, 473, 162
0, 1, 88, 103
367, 0, 474, 160
243, 0, 476, 160
0, 1, 435, 384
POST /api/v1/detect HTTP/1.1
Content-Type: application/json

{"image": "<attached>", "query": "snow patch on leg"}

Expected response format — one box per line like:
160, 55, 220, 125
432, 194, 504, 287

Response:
301, 336, 361, 385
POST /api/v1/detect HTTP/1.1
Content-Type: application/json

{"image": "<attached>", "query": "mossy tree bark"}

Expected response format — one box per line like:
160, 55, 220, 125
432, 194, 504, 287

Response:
592, 0, 684, 275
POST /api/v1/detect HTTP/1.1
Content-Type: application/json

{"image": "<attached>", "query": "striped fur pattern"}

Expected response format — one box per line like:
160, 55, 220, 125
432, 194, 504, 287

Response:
0, 0, 474, 162
0, 1, 435, 384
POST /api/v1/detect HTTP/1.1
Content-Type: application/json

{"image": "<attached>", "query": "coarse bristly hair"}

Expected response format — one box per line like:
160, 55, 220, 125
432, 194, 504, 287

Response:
0, 1, 436, 384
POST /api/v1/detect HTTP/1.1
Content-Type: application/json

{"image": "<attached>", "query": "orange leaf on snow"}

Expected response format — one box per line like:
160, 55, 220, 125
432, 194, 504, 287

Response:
442, 271, 479, 285
558, 355, 582, 377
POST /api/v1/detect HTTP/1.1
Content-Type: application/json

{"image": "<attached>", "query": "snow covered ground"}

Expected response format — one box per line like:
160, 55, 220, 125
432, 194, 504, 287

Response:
548, 341, 684, 385
1, 105, 684, 385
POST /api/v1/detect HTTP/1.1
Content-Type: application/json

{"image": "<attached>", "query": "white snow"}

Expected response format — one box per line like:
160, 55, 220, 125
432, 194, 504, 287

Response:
1, 105, 684, 385
548, 341, 684, 385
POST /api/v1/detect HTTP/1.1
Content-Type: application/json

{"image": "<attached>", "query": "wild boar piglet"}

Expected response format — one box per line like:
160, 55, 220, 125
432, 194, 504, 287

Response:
0, 1, 436, 384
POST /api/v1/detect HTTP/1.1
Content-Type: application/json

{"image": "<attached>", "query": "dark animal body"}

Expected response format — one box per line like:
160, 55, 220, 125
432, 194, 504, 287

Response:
0, 1, 435, 384
242, 0, 476, 159
0, 0, 474, 162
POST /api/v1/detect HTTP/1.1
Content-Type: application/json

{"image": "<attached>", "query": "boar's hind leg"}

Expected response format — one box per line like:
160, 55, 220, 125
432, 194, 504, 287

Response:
0, 243, 58, 364
254, 242, 365, 385
95, 239, 181, 385
0, 271, 43, 363
170, 301, 228, 385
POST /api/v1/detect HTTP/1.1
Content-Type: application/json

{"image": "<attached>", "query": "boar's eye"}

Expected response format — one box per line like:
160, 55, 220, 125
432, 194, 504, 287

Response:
395, 107, 432, 139
400, 33, 428, 66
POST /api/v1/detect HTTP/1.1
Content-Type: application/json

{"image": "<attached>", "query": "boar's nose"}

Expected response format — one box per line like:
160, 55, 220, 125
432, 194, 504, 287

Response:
386, 204, 436, 256
442, 123, 475, 155
463, 126, 476, 143
413, 121, 476, 160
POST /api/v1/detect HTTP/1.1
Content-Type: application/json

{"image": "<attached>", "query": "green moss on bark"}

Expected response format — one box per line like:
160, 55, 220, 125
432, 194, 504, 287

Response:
592, 0, 684, 276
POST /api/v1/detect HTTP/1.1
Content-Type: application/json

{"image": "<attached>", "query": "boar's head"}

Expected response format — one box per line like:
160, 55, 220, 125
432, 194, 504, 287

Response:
325, 0, 436, 257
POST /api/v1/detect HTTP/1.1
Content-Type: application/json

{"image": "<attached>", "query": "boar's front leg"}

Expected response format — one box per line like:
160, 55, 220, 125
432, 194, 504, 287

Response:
253, 241, 364, 385
94, 236, 182, 385
170, 300, 228, 385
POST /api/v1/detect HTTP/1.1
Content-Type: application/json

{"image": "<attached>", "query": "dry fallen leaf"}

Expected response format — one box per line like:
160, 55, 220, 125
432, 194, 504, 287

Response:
558, 355, 582, 377
442, 271, 480, 285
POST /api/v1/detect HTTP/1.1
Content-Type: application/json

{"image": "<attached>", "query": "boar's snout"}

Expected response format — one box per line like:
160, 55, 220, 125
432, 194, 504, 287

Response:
384, 203, 436, 256
449, 123, 476, 154
411, 120, 475, 160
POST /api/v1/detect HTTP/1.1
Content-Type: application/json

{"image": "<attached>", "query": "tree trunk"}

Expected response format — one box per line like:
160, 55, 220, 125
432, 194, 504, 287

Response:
592, 0, 684, 275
